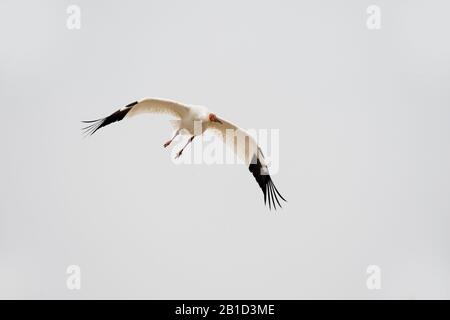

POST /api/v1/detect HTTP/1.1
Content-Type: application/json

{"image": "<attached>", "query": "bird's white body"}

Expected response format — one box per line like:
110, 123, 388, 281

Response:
178, 104, 209, 135
83, 97, 286, 209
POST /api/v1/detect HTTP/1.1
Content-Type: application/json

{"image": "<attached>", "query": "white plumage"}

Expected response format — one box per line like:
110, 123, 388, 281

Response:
82, 98, 286, 209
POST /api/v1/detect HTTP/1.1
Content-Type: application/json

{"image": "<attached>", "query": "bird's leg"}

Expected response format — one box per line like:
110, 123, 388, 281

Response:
163, 129, 180, 148
175, 136, 195, 159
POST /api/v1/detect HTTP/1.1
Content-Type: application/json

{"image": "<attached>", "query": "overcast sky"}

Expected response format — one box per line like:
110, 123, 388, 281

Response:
0, 0, 449, 299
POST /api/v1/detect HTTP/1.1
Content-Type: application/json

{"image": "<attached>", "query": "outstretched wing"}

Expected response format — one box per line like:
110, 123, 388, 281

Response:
82, 98, 189, 136
205, 118, 286, 210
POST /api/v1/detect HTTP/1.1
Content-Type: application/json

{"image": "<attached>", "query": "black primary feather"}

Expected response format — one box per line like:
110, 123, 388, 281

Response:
82, 101, 138, 136
248, 154, 286, 210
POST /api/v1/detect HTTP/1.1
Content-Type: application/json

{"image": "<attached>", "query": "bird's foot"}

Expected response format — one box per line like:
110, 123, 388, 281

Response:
163, 140, 171, 148
175, 150, 183, 159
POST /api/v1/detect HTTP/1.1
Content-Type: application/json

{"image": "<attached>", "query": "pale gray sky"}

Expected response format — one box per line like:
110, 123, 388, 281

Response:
0, 0, 449, 299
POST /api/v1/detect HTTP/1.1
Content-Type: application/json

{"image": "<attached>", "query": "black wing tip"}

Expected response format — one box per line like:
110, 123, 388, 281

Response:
81, 118, 105, 136
249, 156, 286, 211
81, 101, 137, 136
265, 177, 286, 211
124, 101, 139, 108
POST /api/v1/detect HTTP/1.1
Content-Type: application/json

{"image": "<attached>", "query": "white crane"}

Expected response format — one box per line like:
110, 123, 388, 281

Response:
82, 98, 286, 210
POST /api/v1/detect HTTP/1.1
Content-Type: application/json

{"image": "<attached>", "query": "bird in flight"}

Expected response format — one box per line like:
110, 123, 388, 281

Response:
82, 98, 286, 210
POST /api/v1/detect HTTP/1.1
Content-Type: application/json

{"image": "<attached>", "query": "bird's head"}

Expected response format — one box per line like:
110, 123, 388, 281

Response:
208, 113, 222, 124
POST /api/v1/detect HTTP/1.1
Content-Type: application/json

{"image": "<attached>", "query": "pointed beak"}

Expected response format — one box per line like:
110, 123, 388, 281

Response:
214, 118, 223, 124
